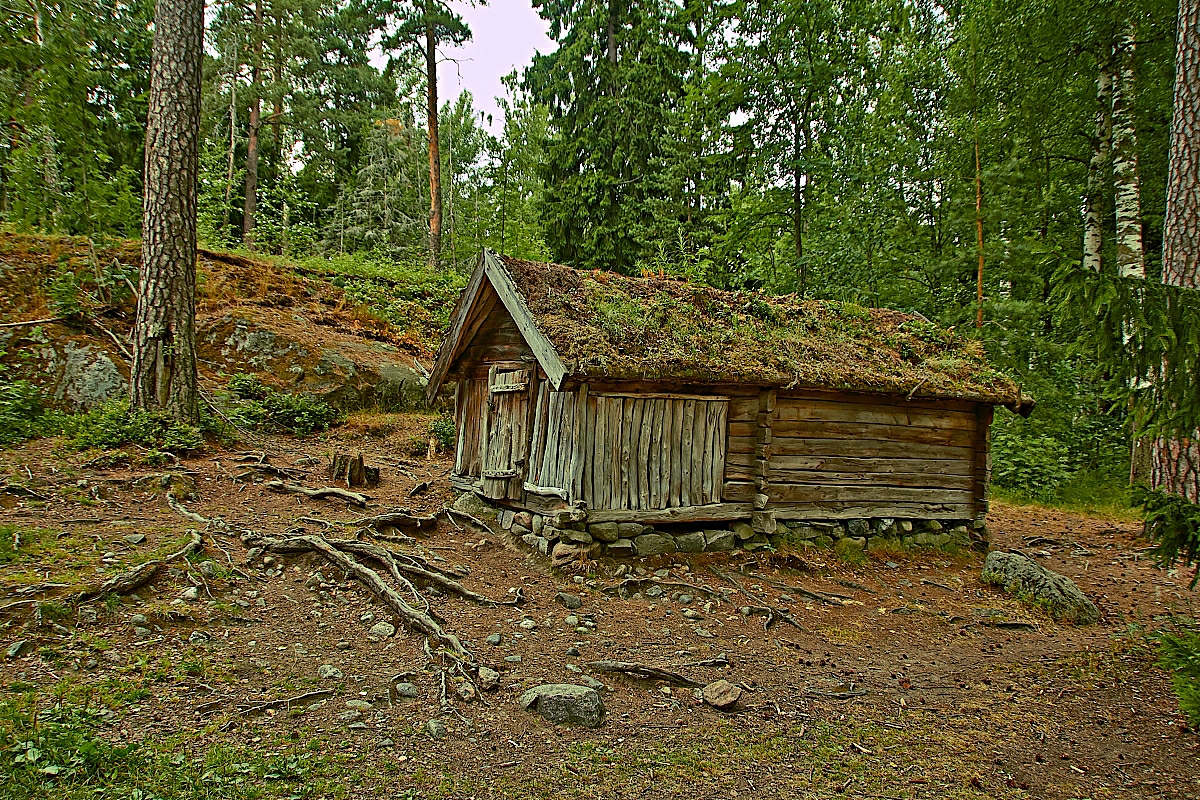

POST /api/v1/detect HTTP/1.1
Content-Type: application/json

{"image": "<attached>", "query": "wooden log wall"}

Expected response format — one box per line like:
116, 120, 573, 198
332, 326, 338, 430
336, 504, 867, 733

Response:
453, 377, 487, 478
526, 390, 729, 511
723, 391, 984, 519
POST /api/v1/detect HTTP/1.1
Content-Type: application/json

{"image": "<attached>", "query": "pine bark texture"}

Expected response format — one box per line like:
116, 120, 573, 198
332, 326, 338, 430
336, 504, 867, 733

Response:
131, 0, 203, 424
242, 0, 264, 249
1113, 26, 1146, 279
1150, 439, 1200, 503
1083, 50, 1113, 273
426, 17, 442, 267
1163, 0, 1200, 289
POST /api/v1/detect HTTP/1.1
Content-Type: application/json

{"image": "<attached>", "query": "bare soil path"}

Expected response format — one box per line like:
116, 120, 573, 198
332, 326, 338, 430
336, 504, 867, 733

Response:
1, 425, 1197, 800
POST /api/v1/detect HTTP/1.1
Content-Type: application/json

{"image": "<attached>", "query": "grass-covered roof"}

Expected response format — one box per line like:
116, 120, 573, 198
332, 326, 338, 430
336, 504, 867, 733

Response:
497, 254, 1031, 412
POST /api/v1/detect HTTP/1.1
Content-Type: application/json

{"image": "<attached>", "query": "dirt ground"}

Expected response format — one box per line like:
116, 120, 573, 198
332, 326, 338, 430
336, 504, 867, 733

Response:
1, 423, 1197, 800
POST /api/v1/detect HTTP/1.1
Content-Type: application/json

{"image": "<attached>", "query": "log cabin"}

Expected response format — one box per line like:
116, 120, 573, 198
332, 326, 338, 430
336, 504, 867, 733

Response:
427, 250, 1034, 557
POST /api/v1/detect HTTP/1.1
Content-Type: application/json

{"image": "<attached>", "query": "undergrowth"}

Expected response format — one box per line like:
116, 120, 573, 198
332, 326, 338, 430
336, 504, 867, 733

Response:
225, 373, 342, 435
0, 693, 335, 799
65, 400, 204, 453
1153, 618, 1200, 729
1136, 487, 1200, 588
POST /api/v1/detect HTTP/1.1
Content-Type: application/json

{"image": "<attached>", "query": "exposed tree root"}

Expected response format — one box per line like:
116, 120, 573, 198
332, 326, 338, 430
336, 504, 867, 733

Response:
600, 577, 723, 599
710, 568, 811, 633
251, 533, 473, 663
77, 529, 204, 602
348, 509, 438, 535
263, 481, 369, 507
737, 570, 848, 606
587, 660, 703, 687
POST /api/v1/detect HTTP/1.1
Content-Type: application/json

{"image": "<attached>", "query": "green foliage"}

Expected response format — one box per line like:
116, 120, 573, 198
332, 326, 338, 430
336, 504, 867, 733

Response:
0, 693, 327, 799
224, 375, 341, 436
0, 369, 48, 446
429, 415, 455, 450
1153, 619, 1200, 729
991, 429, 1070, 500
66, 401, 204, 454
1134, 487, 1200, 589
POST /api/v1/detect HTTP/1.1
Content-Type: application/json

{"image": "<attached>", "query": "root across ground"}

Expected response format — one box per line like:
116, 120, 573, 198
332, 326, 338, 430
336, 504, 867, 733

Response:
0, 429, 1197, 800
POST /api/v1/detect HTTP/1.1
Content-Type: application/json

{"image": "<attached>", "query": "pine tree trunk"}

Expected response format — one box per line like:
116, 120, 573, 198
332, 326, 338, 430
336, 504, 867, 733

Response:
425, 15, 442, 268
1148, 0, 1200, 503
223, 41, 238, 239
131, 0, 203, 425
242, 0, 263, 249
1163, 0, 1200, 290
1083, 47, 1113, 273
1113, 24, 1146, 279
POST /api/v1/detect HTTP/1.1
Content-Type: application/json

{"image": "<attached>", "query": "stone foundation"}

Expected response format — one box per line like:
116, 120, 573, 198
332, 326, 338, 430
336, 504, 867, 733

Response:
453, 493, 989, 559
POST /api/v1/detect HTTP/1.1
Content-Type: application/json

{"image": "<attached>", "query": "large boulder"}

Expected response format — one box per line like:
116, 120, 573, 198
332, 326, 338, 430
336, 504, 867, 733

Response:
199, 314, 427, 411
981, 551, 1100, 624
519, 684, 604, 727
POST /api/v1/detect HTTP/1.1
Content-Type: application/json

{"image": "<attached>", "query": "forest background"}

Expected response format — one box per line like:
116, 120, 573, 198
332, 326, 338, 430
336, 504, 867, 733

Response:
0, 0, 1187, 512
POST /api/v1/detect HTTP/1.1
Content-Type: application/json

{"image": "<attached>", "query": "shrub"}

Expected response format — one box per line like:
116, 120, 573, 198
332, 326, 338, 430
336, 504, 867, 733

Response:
991, 428, 1070, 501
1154, 619, 1200, 729
67, 401, 203, 454
0, 375, 47, 445
1135, 486, 1200, 589
429, 415, 456, 450
223, 374, 342, 435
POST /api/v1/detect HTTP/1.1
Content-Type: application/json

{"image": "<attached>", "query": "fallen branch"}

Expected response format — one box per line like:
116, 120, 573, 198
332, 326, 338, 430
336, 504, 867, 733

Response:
600, 577, 723, 599
252, 533, 471, 662
806, 688, 868, 700
828, 578, 876, 594
443, 507, 496, 536
264, 481, 368, 507
737, 570, 847, 606
587, 660, 703, 687
0, 316, 62, 328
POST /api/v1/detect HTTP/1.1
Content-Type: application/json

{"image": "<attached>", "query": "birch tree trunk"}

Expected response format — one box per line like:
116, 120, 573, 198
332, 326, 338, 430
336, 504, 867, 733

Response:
425, 14, 442, 268
1083, 45, 1113, 273
1113, 24, 1146, 279
242, 0, 263, 249
131, 0, 203, 424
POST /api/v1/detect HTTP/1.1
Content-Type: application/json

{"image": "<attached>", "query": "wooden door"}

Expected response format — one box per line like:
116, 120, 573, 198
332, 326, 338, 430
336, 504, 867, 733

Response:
479, 364, 532, 499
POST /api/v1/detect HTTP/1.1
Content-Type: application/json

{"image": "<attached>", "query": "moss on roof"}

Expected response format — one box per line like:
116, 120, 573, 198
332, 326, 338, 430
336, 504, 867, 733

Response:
498, 254, 1029, 410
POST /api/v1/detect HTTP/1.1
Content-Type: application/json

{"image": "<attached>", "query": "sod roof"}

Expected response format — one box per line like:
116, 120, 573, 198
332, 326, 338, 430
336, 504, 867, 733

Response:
492, 254, 1030, 413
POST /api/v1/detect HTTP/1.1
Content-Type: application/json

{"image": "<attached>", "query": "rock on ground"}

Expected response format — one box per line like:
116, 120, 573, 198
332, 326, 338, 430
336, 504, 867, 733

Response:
702, 679, 742, 709
981, 551, 1100, 624
518, 684, 605, 727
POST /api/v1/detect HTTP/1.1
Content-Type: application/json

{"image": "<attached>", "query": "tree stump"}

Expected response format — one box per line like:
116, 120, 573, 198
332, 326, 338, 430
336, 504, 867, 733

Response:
329, 452, 379, 489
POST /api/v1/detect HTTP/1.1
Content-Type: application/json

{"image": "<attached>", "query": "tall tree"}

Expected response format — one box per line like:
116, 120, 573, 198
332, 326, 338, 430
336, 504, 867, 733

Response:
242, 0, 263, 248
1163, 0, 1199, 291
130, 0, 204, 423
384, 0, 470, 267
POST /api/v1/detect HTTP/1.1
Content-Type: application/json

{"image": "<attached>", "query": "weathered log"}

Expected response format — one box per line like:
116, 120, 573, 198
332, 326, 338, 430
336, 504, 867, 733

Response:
587, 660, 703, 687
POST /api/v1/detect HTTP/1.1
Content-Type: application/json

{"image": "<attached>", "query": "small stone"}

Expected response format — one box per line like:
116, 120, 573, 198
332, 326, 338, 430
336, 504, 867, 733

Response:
394, 682, 419, 698
181, 586, 200, 602
702, 679, 742, 709
457, 681, 477, 702
498, 509, 515, 529
560, 528, 594, 545
555, 592, 583, 610
125, 533, 146, 545
5, 640, 33, 659
518, 618, 537, 630
504, 655, 523, 664
847, 519, 871, 538
360, 611, 376, 624
477, 667, 500, 690
346, 699, 373, 710
245, 546, 263, 563
563, 615, 580, 627
566, 663, 583, 673
580, 675, 605, 691
337, 710, 363, 723
519, 684, 605, 727
674, 532, 706, 553
682, 608, 703, 621
678, 593, 694, 605
347, 722, 368, 731
513, 511, 534, 529
606, 539, 635, 557
885, 561, 900, 569
368, 621, 396, 638
188, 630, 210, 645
634, 533, 676, 557
336, 640, 352, 650
693, 627, 715, 638
133, 626, 152, 638
566, 646, 581, 657
731, 522, 756, 541
485, 633, 502, 646
130, 613, 148, 626
197, 560, 217, 578
425, 719, 447, 739
616, 522, 645, 539
589, 522, 620, 542
703, 529, 736, 551
644, 584, 663, 598
318, 664, 344, 680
